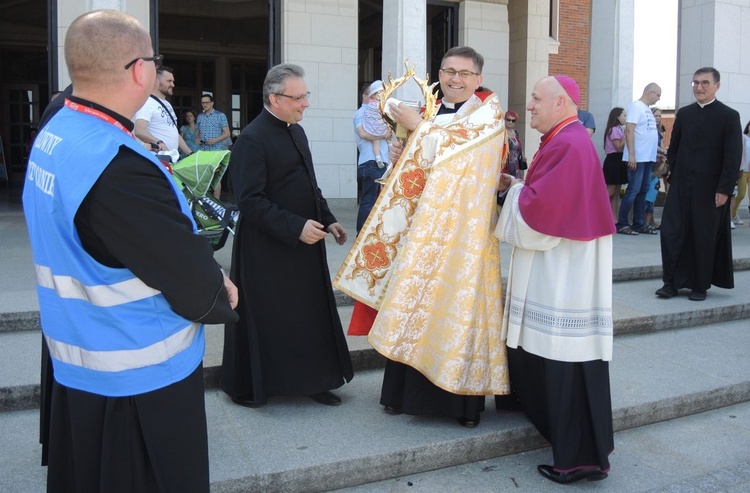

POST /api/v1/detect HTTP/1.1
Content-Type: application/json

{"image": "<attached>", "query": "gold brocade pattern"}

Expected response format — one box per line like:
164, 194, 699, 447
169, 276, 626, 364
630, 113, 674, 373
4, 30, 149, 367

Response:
334, 95, 506, 307
335, 94, 510, 395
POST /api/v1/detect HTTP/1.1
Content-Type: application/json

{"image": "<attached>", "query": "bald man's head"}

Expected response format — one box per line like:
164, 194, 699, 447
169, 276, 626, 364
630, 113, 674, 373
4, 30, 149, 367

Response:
527, 76, 577, 134
65, 10, 153, 90
641, 83, 662, 105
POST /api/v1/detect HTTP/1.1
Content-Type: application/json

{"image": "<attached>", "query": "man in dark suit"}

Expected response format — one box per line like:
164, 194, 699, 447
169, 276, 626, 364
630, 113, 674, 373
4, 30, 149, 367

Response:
657, 67, 742, 301
221, 64, 353, 407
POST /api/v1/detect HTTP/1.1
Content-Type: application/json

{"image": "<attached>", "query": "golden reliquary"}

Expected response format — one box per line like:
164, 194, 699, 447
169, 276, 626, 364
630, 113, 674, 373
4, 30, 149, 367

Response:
374, 61, 439, 184
377, 60, 439, 141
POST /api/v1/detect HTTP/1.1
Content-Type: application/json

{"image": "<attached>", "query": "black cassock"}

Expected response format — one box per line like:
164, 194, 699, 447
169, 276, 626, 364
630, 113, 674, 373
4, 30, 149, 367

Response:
661, 100, 742, 292
221, 109, 353, 404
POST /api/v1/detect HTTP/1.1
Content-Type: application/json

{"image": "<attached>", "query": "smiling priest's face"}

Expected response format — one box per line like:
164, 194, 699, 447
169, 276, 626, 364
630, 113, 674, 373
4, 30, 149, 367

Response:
269, 77, 310, 124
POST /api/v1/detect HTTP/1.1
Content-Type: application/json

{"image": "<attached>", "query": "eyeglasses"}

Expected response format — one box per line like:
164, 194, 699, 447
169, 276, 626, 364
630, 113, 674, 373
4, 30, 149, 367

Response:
124, 54, 163, 70
505, 118, 516, 123
691, 80, 714, 88
274, 92, 311, 102
201, 101, 213, 105
440, 68, 480, 79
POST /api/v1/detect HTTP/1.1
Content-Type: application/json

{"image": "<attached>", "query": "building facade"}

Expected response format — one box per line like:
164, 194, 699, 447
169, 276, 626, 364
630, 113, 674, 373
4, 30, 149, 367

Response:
1, 0, 749, 197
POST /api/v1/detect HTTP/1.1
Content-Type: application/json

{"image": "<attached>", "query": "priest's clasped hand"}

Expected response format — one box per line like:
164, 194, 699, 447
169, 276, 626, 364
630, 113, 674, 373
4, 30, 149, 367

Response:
299, 220, 328, 244
299, 220, 348, 245
327, 223, 348, 245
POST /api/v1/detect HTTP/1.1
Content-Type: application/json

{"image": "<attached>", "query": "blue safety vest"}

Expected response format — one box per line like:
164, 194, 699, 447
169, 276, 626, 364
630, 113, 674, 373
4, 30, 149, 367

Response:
23, 105, 205, 397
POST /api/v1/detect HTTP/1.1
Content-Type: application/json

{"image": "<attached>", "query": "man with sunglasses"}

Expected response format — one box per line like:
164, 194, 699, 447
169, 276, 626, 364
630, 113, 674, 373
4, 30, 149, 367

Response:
657, 67, 742, 302
222, 64, 353, 409
23, 10, 238, 493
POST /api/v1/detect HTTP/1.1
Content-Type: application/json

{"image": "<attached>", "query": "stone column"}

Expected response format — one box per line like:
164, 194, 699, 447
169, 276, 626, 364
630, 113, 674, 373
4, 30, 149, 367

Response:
507, 1, 550, 159
56, 0, 152, 88
284, 0, 359, 199
677, 0, 750, 120
589, 0, 634, 159
458, 1, 510, 107
382, 0, 427, 103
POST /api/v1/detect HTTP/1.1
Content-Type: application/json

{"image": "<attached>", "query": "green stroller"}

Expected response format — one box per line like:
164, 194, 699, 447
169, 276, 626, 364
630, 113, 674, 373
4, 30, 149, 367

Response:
171, 150, 238, 251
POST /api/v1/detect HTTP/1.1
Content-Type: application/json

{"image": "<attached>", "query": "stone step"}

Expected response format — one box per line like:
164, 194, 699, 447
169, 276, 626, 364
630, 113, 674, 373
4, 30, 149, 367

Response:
2, 269, 750, 413
1, 318, 750, 492
3, 257, 750, 334
333, 401, 750, 492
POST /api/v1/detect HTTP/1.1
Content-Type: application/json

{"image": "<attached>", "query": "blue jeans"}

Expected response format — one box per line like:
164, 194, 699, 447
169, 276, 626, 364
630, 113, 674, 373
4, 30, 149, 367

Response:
617, 161, 654, 231
356, 160, 386, 233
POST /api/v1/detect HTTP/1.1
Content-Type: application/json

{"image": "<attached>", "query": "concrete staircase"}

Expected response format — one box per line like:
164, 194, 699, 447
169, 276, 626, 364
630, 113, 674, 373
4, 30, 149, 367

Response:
3, 202, 750, 492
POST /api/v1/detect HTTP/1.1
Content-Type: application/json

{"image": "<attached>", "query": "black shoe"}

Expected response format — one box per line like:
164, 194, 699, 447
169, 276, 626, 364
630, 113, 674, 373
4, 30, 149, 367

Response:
688, 290, 707, 301
231, 395, 262, 408
383, 405, 403, 415
458, 417, 480, 428
655, 283, 678, 298
537, 464, 608, 484
309, 391, 342, 406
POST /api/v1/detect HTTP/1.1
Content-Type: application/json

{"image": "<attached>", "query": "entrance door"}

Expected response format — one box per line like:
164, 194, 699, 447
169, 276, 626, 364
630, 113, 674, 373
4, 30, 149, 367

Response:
428, 2, 458, 99
0, 84, 40, 181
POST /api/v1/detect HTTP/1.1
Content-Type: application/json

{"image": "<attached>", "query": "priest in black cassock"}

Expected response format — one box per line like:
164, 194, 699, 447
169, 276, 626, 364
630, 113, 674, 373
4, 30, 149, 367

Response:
657, 67, 742, 302
221, 64, 353, 407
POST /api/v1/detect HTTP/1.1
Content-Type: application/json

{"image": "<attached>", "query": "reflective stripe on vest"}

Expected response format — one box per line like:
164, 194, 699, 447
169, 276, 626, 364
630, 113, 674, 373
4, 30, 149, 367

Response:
45, 322, 200, 372
35, 264, 160, 307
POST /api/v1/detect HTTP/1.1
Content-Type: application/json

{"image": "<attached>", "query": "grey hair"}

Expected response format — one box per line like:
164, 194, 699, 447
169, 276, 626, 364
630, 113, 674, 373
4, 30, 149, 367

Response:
263, 64, 305, 105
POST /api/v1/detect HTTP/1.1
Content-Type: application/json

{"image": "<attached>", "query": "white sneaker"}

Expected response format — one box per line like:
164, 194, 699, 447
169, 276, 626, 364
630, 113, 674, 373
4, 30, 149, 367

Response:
731, 221, 736, 230
733, 215, 744, 225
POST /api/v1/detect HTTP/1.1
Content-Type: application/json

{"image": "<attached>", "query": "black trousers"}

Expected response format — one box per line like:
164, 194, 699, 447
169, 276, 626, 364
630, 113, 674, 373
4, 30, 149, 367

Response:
46, 364, 209, 493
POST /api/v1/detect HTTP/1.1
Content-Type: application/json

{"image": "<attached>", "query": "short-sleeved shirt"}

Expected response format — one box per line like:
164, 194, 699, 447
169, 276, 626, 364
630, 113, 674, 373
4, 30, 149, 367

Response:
604, 125, 624, 154
353, 105, 389, 165
622, 100, 658, 162
577, 110, 596, 134
133, 97, 179, 151
196, 110, 230, 150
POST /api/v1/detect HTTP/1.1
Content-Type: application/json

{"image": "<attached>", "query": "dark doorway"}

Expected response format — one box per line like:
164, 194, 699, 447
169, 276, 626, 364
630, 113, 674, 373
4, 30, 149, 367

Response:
158, 0, 273, 138
356, 0, 457, 101
428, 1, 459, 99
0, 0, 48, 184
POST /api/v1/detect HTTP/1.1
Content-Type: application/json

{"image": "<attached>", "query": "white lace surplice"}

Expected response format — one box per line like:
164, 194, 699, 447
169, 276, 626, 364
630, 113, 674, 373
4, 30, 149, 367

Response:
495, 184, 614, 362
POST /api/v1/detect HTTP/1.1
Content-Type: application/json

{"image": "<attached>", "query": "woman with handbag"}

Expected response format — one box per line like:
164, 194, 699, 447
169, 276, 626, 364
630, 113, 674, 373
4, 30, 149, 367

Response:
504, 110, 526, 178
602, 107, 627, 222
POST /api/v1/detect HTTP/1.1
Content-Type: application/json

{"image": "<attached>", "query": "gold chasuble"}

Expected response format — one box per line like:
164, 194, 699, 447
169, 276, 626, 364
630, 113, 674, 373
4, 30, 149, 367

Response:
334, 94, 510, 395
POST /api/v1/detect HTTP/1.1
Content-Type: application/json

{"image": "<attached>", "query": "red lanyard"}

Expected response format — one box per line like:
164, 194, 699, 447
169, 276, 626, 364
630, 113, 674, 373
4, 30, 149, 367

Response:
64, 98, 133, 137
64, 98, 174, 174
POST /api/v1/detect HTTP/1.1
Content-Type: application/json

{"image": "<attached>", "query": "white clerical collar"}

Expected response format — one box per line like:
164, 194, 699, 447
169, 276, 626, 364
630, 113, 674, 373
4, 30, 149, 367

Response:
265, 106, 291, 126
442, 100, 456, 109
697, 98, 716, 108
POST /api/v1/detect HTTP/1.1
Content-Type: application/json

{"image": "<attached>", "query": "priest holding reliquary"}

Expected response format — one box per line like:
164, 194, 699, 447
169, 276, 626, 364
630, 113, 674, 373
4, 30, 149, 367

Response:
334, 46, 509, 428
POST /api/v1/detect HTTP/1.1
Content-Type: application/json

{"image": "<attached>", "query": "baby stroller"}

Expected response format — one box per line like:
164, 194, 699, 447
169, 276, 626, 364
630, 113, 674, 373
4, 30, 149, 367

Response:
170, 150, 238, 251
